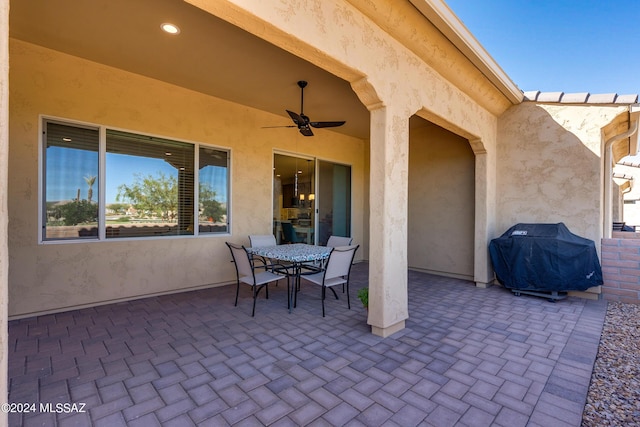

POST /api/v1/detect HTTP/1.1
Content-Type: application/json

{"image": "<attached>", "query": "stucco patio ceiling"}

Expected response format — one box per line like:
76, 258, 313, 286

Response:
9, 0, 372, 139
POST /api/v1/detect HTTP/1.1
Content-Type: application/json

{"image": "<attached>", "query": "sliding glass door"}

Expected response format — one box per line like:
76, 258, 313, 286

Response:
317, 160, 351, 245
273, 154, 351, 245
273, 154, 315, 244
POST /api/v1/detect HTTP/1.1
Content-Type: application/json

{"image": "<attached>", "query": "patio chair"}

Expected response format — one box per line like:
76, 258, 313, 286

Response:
302, 236, 354, 273
325, 235, 354, 291
248, 234, 278, 271
249, 234, 277, 247
326, 235, 353, 247
301, 245, 359, 317
226, 242, 289, 316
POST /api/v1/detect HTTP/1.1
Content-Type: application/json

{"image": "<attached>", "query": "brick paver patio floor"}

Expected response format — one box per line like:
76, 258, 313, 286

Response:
8, 262, 607, 426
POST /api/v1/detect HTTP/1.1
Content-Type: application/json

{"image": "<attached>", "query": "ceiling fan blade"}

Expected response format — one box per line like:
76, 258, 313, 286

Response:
299, 127, 314, 137
309, 121, 346, 128
286, 110, 305, 126
261, 125, 297, 129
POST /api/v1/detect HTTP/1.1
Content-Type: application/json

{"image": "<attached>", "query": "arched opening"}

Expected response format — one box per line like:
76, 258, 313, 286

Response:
408, 116, 475, 280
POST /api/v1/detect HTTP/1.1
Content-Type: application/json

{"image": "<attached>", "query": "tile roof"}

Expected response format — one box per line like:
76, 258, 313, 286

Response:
618, 159, 640, 168
613, 171, 634, 180
523, 91, 638, 104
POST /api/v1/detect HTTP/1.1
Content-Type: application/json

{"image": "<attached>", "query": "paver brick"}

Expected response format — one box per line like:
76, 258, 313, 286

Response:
158, 383, 188, 405
432, 390, 471, 414
370, 389, 405, 412
459, 406, 496, 427
462, 391, 502, 415
289, 401, 325, 425
308, 387, 342, 410
188, 397, 229, 423
255, 400, 294, 425
493, 392, 534, 416
122, 396, 165, 421
441, 378, 470, 399
154, 397, 197, 422
247, 385, 278, 407
90, 396, 134, 422
494, 406, 529, 427
425, 404, 461, 427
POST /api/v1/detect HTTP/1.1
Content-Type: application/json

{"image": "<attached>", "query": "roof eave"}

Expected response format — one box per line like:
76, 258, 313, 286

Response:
408, 0, 523, 105
630, 104, 640, 156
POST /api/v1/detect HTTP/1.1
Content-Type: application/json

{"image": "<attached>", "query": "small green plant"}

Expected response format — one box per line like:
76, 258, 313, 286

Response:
357, 288, 368, 308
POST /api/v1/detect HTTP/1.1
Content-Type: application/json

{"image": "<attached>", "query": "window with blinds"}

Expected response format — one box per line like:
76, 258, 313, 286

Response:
43, 122, 99, 240
198, 147, 229, 234
42, 119, 229, 241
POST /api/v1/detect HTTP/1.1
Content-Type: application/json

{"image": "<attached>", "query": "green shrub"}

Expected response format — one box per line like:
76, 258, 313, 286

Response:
52, 200, 98, 226
357, 288, 368, 308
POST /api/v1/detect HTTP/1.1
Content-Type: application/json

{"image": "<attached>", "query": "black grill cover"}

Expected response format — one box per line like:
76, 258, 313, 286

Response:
489, 223, 603, 291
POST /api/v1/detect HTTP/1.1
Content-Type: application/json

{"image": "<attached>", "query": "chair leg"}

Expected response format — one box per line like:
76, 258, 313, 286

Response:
286, 277, 290, 310
294, 273, 300, 308
346, 282, 350, 309
251, 285, 257, 317
234, 281, 240, 307
329, 287, 339, 300
321, 285, 326, 317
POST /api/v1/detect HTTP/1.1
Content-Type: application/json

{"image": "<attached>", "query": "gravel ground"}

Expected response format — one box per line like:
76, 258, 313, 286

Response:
582, 302, 640, 426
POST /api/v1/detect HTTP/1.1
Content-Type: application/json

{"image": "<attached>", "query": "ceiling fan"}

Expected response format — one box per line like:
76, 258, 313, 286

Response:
265, 81, 346, 137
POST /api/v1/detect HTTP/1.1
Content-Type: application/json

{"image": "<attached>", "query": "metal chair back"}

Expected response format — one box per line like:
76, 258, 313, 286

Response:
324, 245, 359, 280
227, 242, 253, 280
249, 234, 277, 247
326, 235, 353, 247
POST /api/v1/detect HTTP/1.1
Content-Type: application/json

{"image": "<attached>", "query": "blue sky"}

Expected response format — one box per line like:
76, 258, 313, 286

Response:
445, 0, 640, 95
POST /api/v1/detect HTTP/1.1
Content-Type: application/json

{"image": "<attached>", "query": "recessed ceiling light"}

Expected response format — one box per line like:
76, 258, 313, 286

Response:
161, 23, 180, 35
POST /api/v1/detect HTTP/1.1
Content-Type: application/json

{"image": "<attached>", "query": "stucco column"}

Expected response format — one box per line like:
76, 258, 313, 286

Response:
367, 105, 409, 337
470, 138, 495, 288
1, 0, 9, 422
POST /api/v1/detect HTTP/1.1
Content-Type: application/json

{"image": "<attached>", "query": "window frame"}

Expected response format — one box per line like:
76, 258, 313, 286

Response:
39, 116, 231, 244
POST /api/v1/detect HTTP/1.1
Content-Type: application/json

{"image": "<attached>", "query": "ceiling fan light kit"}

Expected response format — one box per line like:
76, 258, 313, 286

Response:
266, 81, 346, 137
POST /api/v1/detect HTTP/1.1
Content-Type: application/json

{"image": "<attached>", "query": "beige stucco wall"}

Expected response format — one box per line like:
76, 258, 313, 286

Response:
1, 0, 9, 421
408, 123, 475, 279
346, 0, 513, 116
496, 102, 627, 245
8, 39, 366, 317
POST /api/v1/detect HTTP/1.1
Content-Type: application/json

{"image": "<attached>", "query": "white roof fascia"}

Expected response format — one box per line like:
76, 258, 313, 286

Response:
408, 0, 523, 104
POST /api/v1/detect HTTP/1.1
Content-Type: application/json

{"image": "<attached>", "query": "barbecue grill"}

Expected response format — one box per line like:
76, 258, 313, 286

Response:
489, 223, 603, 300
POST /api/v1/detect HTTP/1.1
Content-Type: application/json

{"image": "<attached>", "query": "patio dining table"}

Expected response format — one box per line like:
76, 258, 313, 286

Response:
247, 243, 331, 312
